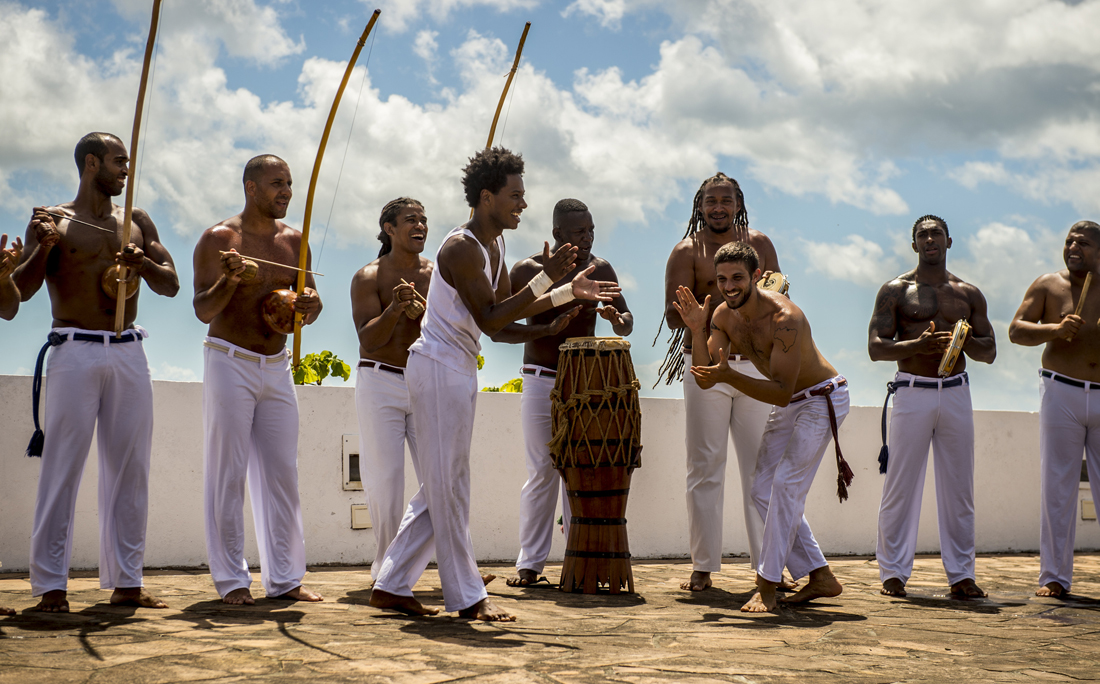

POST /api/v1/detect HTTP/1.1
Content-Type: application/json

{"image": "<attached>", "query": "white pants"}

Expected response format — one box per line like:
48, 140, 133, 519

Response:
683, 351, 771, 572
355, 363, 421, 581
30, 328, 153, 596
753, 378, 849, 584
203, 337, 306, 598
1039, 372, 1100, 591
877, 372, 975, 586
515, 366, 570, 574
374, 351, 487, 612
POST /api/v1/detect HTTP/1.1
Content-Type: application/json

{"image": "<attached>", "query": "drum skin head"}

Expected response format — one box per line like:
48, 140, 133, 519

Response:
262, 289, 298, 335
559, 336, 631, 351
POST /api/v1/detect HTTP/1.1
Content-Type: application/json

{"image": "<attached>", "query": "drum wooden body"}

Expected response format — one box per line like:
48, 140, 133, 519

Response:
549, 337, 642, 594
100, 265, 139, 301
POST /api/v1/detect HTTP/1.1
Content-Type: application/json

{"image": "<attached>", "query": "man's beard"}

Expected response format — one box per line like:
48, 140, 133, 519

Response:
95, 168, 123, 197
705, 219, 732, 234
723, 287, 750, 309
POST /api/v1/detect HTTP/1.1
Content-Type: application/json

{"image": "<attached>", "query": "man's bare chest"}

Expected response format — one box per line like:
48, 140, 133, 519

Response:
899, 282, 971, 325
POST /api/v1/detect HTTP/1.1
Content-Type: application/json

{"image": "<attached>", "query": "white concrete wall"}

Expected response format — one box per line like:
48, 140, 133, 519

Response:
0, 374, 1096, 573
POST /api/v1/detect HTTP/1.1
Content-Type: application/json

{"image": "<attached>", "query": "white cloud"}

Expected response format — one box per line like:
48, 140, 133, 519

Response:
414, 29, 440, 85
802, 234, 903, 287
112, 0, 304, 65
372, 0, 538, 32
563, 0, 627, 29
152, 362, 199, 382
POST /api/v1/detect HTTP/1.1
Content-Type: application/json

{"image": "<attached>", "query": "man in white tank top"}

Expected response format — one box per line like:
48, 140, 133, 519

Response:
369, 147, 621, 621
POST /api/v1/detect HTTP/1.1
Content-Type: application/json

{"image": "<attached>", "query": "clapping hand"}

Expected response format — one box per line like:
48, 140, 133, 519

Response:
672, 285, 709, 333
570, 264, 621, 302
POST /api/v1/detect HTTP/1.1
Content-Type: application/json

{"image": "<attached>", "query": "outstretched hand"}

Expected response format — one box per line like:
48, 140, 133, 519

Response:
0, 234, 23, 278
690, 347, 732, 387
672, 285, 710, 333
543, 241, 578, 282
570, 264, 621, 302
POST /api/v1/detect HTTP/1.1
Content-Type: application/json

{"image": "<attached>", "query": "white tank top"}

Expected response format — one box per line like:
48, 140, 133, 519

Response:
409, 225, 505, 376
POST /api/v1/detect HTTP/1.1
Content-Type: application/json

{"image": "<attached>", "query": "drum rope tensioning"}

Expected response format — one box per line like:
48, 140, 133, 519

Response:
548, 337, 642, 594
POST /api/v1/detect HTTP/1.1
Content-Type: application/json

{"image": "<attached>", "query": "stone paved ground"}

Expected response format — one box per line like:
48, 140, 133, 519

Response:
1, 554, 1099, 683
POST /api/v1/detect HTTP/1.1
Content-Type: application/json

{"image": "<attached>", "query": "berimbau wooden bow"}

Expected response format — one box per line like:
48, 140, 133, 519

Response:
292, 9, 381, 369
113, 0, 163, 337
470, 21, 531, 219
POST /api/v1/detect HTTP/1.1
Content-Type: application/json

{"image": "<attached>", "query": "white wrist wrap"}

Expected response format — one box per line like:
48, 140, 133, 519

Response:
549, 283, 575, 308
528, 270, 553, 297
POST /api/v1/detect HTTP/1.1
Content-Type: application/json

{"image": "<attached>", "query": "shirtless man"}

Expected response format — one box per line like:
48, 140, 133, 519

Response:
1009, 220, 1100, 599
868, 215, 995, 599
12, 131, 178, 612
0, 234, 22, 320
660, 173, 784, 592
677, 241, 847, 613
193, 154, 323, 606
369, 147, 619, 620
350, 198, 433, 582
498, 198, 633, 587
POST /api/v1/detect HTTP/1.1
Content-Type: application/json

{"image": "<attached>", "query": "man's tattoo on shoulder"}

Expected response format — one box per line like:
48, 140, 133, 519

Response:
710, 322, 719, 331
775, 326, 797, 353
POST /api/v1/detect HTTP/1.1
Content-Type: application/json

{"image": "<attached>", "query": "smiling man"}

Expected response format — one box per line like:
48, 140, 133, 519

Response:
677, 241, 847, 614
660, 173, 784, 593
369, 148, 620, 621
13, 131, 179, 613
350, 197, 433, 583
496, 198, 633, 588
193, 154, 323, 606
868, 214, 996, 600
1010, 220, 1100, 599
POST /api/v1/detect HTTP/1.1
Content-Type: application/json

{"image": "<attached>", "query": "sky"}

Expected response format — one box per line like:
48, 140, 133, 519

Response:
2, 0, 1099, 412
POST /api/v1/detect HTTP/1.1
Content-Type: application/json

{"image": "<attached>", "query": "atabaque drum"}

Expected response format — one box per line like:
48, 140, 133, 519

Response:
261, 289, 297, 335
548, 336, 642, 594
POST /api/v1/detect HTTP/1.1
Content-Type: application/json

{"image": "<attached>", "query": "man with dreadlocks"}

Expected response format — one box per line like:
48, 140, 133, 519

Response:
496, 198, 633, 588
868, 214, 995, 600
369, 147, 620, 621
658, 173, 783, 593
678, 242, 848, 613
1010, 220, 1100, 599
350, 198, 433, 583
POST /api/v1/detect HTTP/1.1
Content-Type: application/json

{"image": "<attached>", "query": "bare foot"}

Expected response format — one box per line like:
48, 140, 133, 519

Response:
777, 573, 799, 592
881, 578, 907, 597
1036, 581, 1068, 598
270, 585, 323, 602
111, 587, 168, 609
506, 569, 539, 587
222, 588, 255, 605
31, 590, 69, 613
369, 588, 439, 616
781, 566, 842, 604
679, 570, 712, 592
0, 607, 15, 616
950, 578, 987, 599
457, 597, 516, 622
482, 573, 497, 586
741, 575, 778, 613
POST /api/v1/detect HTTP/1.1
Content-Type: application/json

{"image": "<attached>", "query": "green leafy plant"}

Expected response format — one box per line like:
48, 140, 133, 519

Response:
477, 354, 485, 370
481, 377, 523, 393
294, 351, 352, 386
